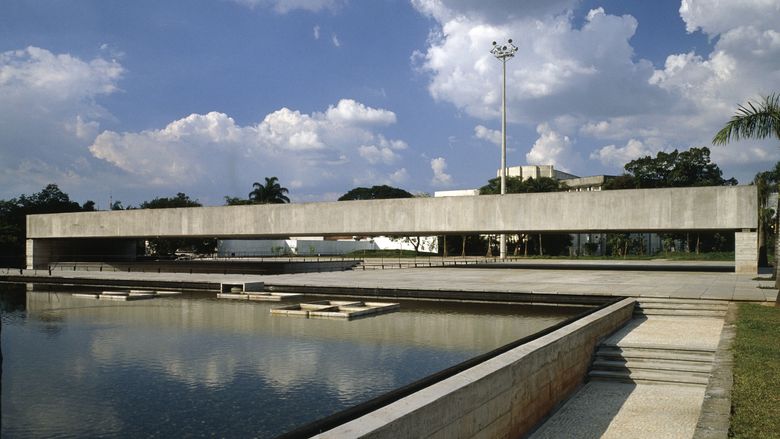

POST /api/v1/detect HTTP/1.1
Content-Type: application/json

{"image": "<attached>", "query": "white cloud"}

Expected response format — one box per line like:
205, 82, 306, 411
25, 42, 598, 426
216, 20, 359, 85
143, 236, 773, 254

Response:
411, 0, 578, 23
474, 125, 501, 145
679, 0, 780, 35
324, 98, 396, 125
313, 25, 320, 40
231, 0, 344, 13
0, 46, 123, 198
358, 145, 400, 165
413, 1, 780, 181
589, 139, 657, 168
389, 168, 410, 184
331, 33, 341, 47
526, 123, 574, 171
430, 157, 453, 186
88, 99, 410, 197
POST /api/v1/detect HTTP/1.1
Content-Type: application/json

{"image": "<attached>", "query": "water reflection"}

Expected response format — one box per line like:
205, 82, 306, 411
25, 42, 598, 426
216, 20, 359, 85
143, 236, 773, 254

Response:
2, 284, 582, 437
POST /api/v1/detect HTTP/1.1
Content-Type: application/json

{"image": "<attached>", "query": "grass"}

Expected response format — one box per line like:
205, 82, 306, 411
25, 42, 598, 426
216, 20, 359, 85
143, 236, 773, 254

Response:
731, 303, 780, 438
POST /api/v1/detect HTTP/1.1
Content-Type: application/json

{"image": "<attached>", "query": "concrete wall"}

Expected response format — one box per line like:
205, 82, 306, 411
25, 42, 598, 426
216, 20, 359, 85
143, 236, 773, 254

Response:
316, 298, 635, 439
735, 231, 758, 274
27, 186, 757, 238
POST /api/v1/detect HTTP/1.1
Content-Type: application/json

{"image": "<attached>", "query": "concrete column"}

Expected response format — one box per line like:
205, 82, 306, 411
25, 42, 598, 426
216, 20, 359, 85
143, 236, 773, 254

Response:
26, 239, 52, 269
734, 230, 758, 274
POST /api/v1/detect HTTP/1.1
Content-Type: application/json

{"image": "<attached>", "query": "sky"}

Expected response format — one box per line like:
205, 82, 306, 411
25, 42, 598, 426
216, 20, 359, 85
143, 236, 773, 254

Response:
1, 0, 779, 207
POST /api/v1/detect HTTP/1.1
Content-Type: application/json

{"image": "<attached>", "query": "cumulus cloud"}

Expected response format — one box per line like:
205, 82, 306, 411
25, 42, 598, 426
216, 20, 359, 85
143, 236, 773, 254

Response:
430, 157, 453, 186
231, 0, 344, 13
589, 139, 657, 168
474, 125, 501, 145
679, 0, 780, 35
331, 33, 341, 47
313, 25, 320, 39
0, 46, 123, 198
526, 123, 575, 171
413, 1, 780, 180
89, 99, 410, 197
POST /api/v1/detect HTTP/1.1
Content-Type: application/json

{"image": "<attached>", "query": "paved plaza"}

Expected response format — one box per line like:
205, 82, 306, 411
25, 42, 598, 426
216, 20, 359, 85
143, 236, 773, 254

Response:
5, 260, 773, 301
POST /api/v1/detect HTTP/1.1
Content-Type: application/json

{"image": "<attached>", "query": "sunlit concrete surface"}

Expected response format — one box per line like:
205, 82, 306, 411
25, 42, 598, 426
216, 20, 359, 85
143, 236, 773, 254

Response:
3, 262, 775, 301
529, 381, 706, 439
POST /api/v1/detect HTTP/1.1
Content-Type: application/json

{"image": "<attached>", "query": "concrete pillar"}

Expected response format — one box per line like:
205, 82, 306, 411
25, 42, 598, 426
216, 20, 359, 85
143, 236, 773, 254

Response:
26, 239, 52, 269
734, 230, 758, 274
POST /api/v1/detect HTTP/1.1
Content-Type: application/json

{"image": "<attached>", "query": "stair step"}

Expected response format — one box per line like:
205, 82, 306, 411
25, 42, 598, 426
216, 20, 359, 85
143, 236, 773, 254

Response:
591, 359, 712, 375
597, 347, 714, 363
588, 370, 710, 386
601, 342, 716, 353
635, 309, 726, 317
637, 298, 729, 305
636, 303, 727, 311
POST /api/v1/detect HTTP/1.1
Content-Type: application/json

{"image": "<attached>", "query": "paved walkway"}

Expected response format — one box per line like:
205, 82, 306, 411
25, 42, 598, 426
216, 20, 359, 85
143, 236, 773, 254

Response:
4, 262, 774, 301
530, 314, 725, 439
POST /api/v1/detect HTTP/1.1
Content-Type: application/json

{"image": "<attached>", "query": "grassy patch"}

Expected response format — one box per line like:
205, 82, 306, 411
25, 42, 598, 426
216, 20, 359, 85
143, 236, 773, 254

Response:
731, 303, 780, 438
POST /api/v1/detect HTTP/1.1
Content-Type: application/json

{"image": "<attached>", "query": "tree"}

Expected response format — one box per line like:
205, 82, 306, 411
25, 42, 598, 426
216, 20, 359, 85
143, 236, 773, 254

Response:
249, 177, 290, 204
224, 196, 253, 206
139, 192, 202, 209
606, 147, 737, 189
713, 93, 780, 145
713, 93, 780, 290
0, 184, 88, 266
338, 185, 414, 201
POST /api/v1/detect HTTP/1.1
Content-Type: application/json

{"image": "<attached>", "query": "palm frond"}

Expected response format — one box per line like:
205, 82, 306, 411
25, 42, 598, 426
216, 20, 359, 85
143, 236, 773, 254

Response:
713, 93, 780, 145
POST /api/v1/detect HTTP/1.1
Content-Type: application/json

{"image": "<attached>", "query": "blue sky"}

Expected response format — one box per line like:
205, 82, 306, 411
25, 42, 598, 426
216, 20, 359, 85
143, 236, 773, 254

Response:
1, 0, 778, 207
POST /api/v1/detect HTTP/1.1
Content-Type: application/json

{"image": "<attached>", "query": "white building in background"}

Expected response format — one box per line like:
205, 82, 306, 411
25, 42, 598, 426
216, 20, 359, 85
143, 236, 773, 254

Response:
217, 235, 438, 257
499, 165, 578, 181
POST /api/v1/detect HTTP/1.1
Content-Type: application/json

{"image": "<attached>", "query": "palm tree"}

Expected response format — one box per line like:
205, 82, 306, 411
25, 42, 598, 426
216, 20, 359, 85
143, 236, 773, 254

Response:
249, 177, 290, 204
713, 93, 780, 291
713, 93, 780, 145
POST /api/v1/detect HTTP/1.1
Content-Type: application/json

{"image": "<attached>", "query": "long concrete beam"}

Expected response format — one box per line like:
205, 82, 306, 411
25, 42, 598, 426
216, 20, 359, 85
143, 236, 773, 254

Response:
27, 186, 756, 239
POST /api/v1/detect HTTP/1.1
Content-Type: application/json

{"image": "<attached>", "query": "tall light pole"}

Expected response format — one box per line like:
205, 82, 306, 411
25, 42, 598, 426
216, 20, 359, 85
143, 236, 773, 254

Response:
491, 39, 518, 260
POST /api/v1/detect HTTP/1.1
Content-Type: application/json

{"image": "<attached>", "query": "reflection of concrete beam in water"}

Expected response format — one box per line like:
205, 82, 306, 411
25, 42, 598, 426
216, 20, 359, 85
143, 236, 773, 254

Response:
24, 291, 579, 352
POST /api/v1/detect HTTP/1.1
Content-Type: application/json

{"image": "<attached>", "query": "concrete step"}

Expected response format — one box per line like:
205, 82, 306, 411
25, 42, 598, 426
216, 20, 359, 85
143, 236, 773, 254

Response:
591, 359, 712, 375
634, 309, 726, 318
637, 298, 729, 305
636, 303, 728, 311
601, 342, 716, 353
588, 369, 710, 386
596, 347, 714, 363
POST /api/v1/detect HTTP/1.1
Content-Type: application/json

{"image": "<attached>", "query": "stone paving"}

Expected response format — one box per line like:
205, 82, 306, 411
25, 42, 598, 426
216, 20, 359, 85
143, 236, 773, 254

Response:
4, 261, 774, 301
530, 381, 707, 439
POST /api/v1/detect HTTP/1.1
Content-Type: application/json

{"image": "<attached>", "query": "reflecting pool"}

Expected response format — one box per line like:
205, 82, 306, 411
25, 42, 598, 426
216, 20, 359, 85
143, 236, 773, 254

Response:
1, 283, 582, 437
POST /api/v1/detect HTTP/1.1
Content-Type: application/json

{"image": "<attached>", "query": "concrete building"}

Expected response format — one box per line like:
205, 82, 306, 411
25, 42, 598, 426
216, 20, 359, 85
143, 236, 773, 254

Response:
498, 165, 578, 181
25, 186, 758, 273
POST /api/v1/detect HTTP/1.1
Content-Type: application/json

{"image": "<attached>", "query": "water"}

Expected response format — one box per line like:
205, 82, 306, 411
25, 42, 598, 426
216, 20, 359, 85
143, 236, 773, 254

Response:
1, 283, 582, 438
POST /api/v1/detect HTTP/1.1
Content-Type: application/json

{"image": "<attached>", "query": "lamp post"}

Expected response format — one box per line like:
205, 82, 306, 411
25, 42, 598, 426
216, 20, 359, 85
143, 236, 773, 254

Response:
491, 39, 518, 260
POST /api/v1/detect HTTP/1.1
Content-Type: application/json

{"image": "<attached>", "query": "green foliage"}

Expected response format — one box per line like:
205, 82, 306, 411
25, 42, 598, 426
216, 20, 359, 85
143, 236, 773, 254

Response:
731, 304, 780, 438
249, 176, 290, 204
713, 93, 780, 145
139, 192, 201, 209
0, 184, 90, 266
479, 176, 561, 194
224, 196, 254, 206
338, 185, 414, 201
605, 147, 737, 189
